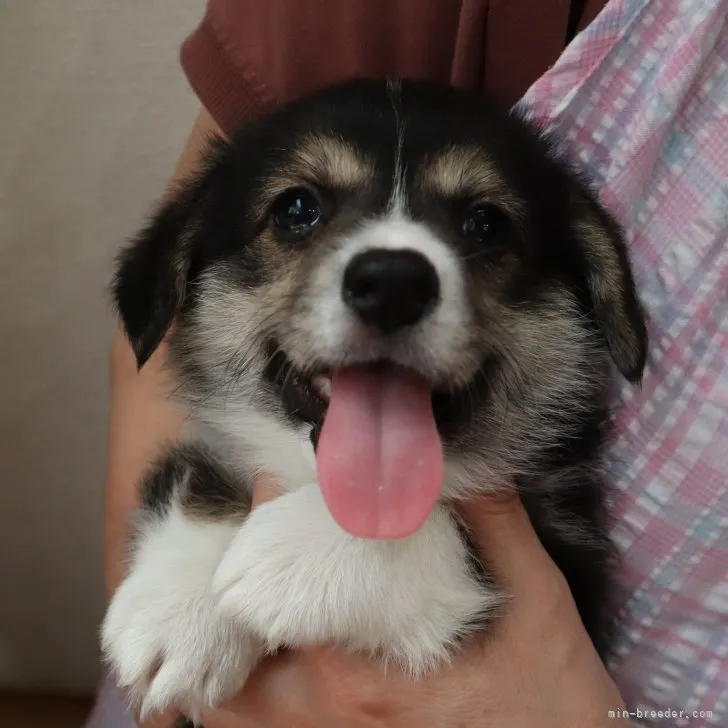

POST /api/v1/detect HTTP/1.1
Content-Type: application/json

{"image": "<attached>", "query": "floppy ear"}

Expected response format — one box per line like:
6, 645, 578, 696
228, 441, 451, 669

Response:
571, 188, 648, 383
113, 159, 221, 369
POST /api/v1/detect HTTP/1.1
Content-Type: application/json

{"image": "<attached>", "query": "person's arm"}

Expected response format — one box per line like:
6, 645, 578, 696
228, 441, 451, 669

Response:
103, 108, 223, 599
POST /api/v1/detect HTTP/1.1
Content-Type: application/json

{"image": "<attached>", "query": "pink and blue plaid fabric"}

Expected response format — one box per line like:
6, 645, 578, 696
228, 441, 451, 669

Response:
519, 0, 728, 725
85, 2, 727, 726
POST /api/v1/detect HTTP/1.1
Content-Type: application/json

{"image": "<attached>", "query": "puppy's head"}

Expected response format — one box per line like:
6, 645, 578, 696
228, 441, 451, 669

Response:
115, 79, 647, 537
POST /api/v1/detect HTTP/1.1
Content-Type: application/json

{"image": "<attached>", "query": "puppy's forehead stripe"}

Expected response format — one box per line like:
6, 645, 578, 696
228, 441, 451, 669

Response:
386, 77, 407, 213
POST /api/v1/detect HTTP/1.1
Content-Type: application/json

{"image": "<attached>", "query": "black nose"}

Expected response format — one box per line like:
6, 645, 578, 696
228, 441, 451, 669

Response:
342, 249, 440, 333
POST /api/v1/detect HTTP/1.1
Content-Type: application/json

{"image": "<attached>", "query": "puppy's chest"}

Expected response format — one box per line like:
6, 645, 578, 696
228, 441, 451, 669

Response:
195, 413, 318, 493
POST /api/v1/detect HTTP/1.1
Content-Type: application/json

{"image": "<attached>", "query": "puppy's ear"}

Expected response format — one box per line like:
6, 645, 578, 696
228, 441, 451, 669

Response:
571, 188, 648, 383
113, 155, 222, 369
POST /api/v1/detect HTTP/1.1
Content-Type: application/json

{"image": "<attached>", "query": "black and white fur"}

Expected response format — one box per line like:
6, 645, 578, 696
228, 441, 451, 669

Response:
102, 78, 647, 722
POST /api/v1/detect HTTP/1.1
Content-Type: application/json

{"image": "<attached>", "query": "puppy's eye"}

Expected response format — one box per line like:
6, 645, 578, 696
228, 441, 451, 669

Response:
462, 204, 509, 247
271, 188, 322, 237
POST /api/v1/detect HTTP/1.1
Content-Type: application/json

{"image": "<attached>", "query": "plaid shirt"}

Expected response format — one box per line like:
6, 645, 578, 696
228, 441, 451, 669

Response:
521, 1, 728, 725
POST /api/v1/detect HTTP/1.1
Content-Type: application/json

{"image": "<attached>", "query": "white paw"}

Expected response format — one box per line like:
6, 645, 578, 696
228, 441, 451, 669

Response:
212, 484, 498, 675
101, 506, 262, 721
102, 567, 260, 721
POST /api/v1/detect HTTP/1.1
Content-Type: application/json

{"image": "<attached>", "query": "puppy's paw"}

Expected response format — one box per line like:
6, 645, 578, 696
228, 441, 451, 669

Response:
212, 486, 345, 648
212, 484, 499, 675
102, 568, 261, 722
102, 506, 261, 721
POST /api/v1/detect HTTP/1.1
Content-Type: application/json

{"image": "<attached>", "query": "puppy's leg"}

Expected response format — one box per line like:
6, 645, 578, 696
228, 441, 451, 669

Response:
102, 447, 262, 723
213, 483, 499, 675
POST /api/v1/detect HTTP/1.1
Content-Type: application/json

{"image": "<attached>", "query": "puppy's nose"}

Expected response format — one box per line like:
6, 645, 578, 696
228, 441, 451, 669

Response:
342, 249, 440, 333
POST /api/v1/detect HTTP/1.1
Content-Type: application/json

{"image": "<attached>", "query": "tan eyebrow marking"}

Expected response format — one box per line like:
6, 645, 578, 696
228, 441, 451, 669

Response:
421, 146, 526, 221
255, 134, 375, 217
290, 134, 374, 188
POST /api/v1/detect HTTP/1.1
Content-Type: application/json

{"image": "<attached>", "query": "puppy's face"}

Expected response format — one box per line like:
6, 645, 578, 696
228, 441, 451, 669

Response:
115, 79, 646, 502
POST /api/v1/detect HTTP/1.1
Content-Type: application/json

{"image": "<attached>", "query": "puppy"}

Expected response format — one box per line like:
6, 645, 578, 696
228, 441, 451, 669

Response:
102, 78, 647, 722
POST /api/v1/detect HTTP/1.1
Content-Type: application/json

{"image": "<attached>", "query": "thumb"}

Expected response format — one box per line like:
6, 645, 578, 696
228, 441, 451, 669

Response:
251, 473, 283, 509
457, 490, 562, 597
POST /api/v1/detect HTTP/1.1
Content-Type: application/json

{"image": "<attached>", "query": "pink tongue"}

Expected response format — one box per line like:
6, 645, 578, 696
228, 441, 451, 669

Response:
316, 363, 444, 540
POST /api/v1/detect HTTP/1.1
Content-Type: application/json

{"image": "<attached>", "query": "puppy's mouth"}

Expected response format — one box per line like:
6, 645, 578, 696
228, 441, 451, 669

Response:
264, 342, 488, 542
263, 345, 330, 427
311, 373, 333, 402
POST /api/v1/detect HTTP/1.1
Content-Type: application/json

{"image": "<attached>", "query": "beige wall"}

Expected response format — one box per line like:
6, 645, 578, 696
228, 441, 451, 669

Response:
0, 1, 202, 694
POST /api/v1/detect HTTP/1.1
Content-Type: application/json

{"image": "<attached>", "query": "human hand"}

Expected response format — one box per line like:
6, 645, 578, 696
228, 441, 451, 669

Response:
194, 481, 628, 728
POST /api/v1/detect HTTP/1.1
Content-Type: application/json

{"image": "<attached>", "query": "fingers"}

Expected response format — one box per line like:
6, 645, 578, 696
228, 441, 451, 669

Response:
218, 651, 318, 727
457, 491, 564, 598
250, 473, 284, 509
136, 709, 180, 728
221, 648, 396, 727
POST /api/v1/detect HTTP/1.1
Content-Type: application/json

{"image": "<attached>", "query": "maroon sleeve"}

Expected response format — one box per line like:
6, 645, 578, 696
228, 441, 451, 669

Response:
181, 0, 607, 138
